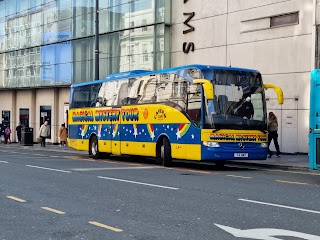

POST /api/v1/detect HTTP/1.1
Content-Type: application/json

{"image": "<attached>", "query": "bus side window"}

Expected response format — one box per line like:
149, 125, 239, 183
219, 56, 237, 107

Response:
118, 82, 129, 105
157, 74, 172, 102
140, 78, 157, 103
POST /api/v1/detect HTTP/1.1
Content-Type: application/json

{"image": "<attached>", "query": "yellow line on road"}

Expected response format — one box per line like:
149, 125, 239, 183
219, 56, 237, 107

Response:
88, 221, 123, 232
7, 196, 27, 203
41, 207, 65, 214
227, 175, 252, 179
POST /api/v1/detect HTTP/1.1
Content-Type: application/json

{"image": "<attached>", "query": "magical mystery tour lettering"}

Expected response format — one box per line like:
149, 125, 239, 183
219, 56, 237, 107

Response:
210, 133, 267, 142
71, 108, 139, 123
183, 0, 195, 54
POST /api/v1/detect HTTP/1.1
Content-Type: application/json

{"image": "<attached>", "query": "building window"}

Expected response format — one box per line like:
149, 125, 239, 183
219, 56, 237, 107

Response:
131, 47, 135, 63
130, 21, 134, 32
270, 12, 299, 27
142, 19, 148, 32
142, 44, 148, 62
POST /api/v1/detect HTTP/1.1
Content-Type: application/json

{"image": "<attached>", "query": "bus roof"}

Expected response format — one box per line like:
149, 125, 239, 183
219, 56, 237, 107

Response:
72, 64, 260, 87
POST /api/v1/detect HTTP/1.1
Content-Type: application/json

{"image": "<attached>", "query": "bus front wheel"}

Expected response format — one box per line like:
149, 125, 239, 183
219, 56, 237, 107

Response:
89, 136, 100, 159
159, 137, 172, 167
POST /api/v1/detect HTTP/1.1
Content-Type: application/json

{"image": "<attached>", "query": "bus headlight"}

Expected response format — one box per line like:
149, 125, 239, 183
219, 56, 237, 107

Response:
203, 141, 220, 147
260, 143, 268, 148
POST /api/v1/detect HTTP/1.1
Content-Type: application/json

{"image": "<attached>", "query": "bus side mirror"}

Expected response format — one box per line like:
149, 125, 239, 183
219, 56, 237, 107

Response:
263, 84, 284, 104
193, 79, 214, 100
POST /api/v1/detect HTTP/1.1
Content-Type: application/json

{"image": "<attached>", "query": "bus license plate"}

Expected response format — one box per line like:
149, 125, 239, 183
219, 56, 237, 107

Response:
234, 153, 248, 157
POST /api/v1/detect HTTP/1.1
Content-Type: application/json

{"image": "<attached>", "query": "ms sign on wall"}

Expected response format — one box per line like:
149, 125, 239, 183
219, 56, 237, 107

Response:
183, 0, 195, 54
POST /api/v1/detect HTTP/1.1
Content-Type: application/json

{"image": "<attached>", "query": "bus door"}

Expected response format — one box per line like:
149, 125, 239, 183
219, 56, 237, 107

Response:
111, 107, 122, 155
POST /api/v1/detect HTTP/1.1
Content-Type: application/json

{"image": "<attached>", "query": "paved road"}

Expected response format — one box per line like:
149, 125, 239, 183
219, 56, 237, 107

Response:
0, 145, 320, 240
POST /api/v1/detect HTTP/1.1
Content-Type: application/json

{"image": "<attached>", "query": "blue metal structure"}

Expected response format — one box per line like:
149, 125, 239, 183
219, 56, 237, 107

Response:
309, 69, 320, 170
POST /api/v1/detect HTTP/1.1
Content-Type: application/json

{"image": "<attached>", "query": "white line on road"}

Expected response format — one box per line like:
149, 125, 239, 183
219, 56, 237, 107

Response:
26, 165, 71, 173
71, 166, 158, 171
0, 160, 8, 163
98, 176, 179, 190
239, 199, 320, 214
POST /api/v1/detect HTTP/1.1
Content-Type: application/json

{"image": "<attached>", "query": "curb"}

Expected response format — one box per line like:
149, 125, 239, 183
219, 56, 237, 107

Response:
226, 161, 309, 171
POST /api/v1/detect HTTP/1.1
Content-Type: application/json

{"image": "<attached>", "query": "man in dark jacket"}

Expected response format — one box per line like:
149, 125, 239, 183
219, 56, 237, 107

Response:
239, 96, 254, 119
16, 123, 23, 144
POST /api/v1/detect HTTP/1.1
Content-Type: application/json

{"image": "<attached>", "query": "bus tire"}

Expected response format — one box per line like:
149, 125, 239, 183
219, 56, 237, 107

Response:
161, 137, 172, 167
89, 136, 100, 159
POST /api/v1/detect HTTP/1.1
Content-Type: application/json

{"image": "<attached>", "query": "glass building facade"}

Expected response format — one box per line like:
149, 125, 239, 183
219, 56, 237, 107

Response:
0, 0, 171, 88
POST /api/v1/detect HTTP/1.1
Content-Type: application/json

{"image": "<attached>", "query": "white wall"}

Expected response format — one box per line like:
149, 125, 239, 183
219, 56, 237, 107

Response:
171, 0, 314, 153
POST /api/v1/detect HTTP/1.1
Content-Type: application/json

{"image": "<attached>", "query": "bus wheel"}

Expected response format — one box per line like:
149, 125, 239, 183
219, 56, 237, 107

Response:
89, 136, 100, 159
160, 137, 172, 167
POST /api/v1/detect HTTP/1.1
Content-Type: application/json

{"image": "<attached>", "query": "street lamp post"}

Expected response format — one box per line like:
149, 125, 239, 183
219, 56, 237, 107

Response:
95, 0, 99, 80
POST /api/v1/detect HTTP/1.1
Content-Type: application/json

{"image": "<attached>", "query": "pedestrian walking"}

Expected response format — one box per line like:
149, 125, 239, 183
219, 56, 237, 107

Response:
59, 123, 68, 147
39, 121, 50, 147
16, 123, 22, 144
0, 124, 4, 144
268, 112, 281, 158
4, 126, 12, 144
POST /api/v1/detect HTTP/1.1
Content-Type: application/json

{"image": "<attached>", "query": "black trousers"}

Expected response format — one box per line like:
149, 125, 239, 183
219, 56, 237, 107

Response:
268, 131, 280, 155
41, 136, 46, 146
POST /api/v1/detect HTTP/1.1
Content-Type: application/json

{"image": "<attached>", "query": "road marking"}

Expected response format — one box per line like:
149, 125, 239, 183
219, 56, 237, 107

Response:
0, 160, 8, 163
26, 165, 71, 173
71, 166, 158, 171
41, 207, 65, 215
166, 167, 217, 175
229, 165, 320, 176
239, 199, 320, 214
98, 176, 179, 190
88, 221, 123, 232
215, 224, 320, 239
276, 180, 320, 187
7, 196, 27, 203
227, 175, 252, 179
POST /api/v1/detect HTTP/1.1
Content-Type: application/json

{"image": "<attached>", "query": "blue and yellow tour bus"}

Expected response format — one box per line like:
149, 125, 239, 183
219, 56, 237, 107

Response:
309, 69, 320, 170
68, 64, 283, 166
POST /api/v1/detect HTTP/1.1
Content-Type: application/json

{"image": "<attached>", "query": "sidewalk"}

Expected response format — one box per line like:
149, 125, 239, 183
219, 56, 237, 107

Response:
227, 154, 310, 171
7, 143, 312, 171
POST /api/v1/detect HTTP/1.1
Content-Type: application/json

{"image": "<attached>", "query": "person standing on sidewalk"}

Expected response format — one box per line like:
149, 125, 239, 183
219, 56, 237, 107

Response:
268, 112, 281, 158
59, 123, 68, 147
16, 123, 22, 144
39, 121, 50, 147
4, 126, 11, 144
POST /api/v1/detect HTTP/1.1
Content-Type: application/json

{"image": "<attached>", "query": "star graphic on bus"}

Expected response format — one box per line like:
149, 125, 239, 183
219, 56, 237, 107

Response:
133, 124, 138, 138
97, 125, 102, 138
176, 124, 190, 140
176, 131, 181, 140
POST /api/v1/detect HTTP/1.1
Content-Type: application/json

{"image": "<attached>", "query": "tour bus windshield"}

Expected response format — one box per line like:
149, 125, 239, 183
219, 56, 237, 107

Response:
205, 69, 266, 131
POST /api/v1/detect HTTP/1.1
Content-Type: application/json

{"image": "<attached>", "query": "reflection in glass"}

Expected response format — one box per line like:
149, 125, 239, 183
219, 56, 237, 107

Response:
0, 0, 169, 87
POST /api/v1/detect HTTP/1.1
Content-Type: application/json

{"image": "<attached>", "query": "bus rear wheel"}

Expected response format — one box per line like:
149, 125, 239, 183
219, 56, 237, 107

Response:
89, 136, 100, 159
158, 137, 172, 167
